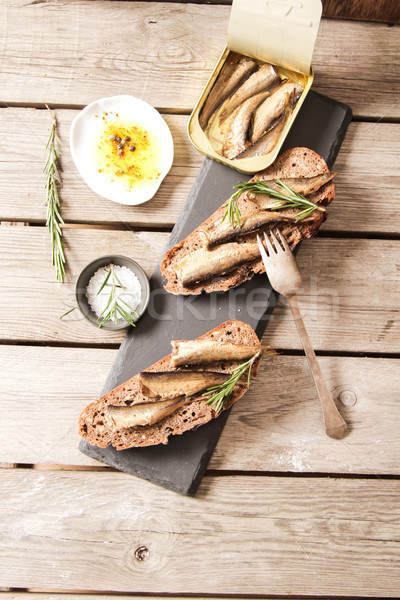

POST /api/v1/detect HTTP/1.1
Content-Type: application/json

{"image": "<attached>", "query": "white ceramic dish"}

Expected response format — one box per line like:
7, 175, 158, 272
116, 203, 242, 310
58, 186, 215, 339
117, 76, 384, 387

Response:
70, 95, 174, 205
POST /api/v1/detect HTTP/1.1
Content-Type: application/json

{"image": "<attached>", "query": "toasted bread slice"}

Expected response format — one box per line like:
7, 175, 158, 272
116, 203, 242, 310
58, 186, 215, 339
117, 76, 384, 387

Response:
79, 320, 262, 450
161, 147, 335, 295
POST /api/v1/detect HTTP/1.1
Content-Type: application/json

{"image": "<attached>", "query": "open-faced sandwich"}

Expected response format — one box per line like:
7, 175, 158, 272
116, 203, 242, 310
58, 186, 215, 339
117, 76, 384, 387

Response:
161, 147, 336, 295
79, 320, 270, 449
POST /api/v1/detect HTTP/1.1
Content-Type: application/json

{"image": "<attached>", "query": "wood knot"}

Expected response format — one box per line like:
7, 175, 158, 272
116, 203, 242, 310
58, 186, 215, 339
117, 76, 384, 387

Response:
339, 390, 357, 406
134, 545, 149, 562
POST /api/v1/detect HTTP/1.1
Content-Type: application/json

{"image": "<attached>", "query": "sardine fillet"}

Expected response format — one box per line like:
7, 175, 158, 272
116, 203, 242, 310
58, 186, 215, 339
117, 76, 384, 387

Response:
206, 209, 311, 248
252, 173, 337, 207
199, 55, 256, 129
174, 242, 261, 286
222, 91, 270, 159
171, 339, 260, 366
237, 114, 286, 159
139, 370, 230, 399
250, 81, 303, 143
219, 63, 280, 124
108, 397, 191, 428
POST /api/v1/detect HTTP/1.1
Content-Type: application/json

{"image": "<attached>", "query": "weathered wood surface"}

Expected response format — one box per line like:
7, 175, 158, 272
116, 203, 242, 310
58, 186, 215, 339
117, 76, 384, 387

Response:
1, 2, 399, 118
1, 226, 398, 352
1, 345, 399, 474
1, 1, 399, 597
1, 469, 400, 596
1, 107, 400, 233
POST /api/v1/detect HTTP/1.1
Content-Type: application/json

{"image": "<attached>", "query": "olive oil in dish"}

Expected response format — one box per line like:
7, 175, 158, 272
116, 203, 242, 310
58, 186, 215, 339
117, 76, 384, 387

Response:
93, 112, 162, 192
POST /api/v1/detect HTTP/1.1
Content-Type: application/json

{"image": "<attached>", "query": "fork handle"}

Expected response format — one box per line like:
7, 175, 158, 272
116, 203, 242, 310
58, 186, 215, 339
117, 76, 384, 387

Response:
287, 295, 347, 439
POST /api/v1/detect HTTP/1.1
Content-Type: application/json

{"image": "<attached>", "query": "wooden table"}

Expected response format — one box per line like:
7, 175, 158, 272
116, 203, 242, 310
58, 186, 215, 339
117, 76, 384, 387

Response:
1, 1, 400, 597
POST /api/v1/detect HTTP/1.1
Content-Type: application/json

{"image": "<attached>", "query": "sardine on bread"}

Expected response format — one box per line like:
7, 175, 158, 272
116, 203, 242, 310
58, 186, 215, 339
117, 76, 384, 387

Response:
160, 147, 336, 295
79, 320, 264, 450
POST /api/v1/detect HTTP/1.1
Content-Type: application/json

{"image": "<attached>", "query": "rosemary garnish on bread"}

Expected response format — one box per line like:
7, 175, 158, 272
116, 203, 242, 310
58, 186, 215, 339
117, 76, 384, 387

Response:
204, 351, 261, 413
223, 178, 326, 229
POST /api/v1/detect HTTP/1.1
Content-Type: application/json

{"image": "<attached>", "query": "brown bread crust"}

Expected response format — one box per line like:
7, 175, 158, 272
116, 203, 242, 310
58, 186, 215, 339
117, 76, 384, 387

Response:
161, 147, 334, 295
79, 320, 261, 450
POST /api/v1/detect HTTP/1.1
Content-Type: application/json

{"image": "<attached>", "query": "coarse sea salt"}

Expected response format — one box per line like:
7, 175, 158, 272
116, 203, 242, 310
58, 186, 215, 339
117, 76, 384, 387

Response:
87, 264, 142, 323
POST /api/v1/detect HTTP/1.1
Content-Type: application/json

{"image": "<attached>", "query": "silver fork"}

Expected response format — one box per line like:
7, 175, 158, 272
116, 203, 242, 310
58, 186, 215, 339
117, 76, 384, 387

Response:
257, 230, 347, 439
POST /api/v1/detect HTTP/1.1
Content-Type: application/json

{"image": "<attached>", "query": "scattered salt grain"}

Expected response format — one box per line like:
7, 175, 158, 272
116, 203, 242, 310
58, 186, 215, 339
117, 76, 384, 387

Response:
87, 264, 142, 322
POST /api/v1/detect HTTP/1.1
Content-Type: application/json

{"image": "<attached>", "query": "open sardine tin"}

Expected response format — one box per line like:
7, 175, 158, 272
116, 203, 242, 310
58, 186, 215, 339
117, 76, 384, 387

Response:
188, 0, 322, 174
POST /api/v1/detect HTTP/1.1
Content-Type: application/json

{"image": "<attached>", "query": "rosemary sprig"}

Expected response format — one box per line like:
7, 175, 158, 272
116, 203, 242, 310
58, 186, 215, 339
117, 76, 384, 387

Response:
96, 265, 139, 328
59, 307, 75, 319
222, 178, 326, 229
204, 351, 261, 413
222, 187, 243, 229
44, 106, 65, 282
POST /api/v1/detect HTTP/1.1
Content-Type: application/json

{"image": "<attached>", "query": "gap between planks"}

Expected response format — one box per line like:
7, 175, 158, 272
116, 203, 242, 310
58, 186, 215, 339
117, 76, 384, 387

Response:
0, 221, 172, 232
3, 101, 400, 124
5, 592, 396, 600
0, 101, 194, 115
2, 221, 400, 241
2, 463, 400, 482
3, 593, 400, 600
1, 339, 400, 360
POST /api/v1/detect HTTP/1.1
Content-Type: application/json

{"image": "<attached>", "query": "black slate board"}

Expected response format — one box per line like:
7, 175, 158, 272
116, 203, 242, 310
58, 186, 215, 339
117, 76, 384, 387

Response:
80, 91, 352, 495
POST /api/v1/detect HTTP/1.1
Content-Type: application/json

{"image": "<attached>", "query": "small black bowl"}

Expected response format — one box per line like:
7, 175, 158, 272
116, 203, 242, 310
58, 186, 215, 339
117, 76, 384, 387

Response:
75, 255, 150, 331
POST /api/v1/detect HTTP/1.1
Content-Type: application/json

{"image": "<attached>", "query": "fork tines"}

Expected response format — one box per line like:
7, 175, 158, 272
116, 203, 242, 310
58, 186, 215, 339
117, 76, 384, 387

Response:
257, 228, 289, 257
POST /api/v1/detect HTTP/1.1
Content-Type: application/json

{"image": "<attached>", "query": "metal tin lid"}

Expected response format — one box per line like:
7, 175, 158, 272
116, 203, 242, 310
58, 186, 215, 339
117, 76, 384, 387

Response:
227, 0, 322, 74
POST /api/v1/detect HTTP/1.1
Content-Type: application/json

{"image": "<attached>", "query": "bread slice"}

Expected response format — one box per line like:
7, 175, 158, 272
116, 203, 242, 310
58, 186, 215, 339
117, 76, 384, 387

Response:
161, 147, 335, 295
79, 320, 262, 450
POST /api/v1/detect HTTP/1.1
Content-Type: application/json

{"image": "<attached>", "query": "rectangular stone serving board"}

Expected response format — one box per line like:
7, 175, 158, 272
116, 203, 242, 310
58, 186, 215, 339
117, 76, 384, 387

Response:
79, 91, 353, 496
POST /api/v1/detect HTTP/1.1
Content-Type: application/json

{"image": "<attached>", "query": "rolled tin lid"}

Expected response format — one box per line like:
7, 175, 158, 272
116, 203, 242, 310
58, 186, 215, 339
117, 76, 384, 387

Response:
227, 0, 322, 75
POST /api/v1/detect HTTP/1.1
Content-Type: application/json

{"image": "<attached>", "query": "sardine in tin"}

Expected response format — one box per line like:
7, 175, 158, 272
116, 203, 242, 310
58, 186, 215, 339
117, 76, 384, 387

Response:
188, 0, 323, 174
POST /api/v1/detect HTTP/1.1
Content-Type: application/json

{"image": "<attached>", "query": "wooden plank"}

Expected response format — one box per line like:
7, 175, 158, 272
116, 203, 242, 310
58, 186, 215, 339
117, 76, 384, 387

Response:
1, 469, 400, 596
1, 108, 400, 233
0, 226, 167, 344
0, 346, 113, 468
217, 353, 400, 472
0, 108, 200, 228
1, 345, 399, 475
329, 120, 400, 233
1, 226, 398, 352
0, 593, 351, 600
1, 2, 399, 118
